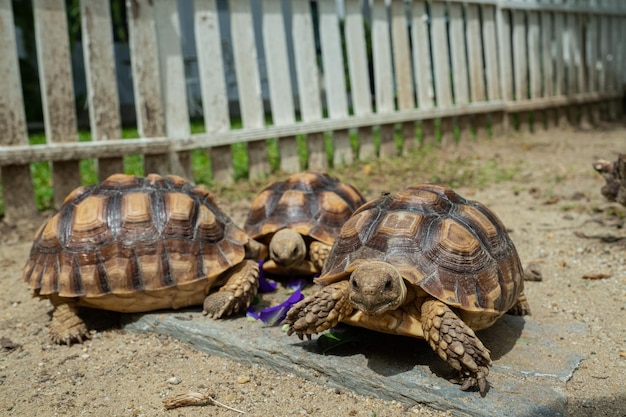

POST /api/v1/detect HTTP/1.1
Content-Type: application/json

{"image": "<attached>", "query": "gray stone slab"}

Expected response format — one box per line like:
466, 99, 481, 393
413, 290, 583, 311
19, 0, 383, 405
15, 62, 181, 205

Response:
124, 309, 585, 417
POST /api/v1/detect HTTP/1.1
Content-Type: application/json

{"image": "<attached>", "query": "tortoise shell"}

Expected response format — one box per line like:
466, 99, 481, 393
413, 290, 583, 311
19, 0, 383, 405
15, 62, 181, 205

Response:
317, 184, 524, 314
22, 173, 252, 312
244, 172, 366, 245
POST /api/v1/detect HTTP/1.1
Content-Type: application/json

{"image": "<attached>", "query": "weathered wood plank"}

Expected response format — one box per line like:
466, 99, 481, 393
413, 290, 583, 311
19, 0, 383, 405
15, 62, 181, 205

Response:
391, 0, 416, 153
154, 0, 192, 179
194, 0, 234, 184
466, 4, 487, 139
430, 2, 454, 145
290, 0, 326, 171
318, 0, 352, 166
372, 0, 396, 158
127, 0, 168, 175
33, 0, 81, 208
449, 2, 470, 142
486, 4, 505, 136
344, 0, 374, 160
0, 0, 37, 220
496, 6, 513, 134
553, 11, 568, 127
230, 0, 268, 178
263, 0, 298, 173
80, 0, 124, 180
512, 9, 529, 130
539, 8, 554, 129
411, 0, 436, 145
527, 11, 541, 130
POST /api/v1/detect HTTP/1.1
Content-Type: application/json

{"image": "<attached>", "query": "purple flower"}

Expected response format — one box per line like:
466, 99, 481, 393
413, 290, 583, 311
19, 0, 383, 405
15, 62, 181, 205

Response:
246, 289, 304, 326
257, 260, 278, 293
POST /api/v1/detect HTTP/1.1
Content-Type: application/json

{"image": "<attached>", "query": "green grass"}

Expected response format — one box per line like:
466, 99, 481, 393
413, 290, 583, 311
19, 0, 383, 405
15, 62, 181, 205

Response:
1, 120, 520, 216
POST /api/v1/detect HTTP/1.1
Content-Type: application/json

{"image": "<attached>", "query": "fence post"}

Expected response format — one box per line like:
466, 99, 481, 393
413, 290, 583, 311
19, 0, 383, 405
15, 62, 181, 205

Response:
194, 0, 234, 183
34, 0, 81, 208
127, 0, 168, 175
0, 0, 37, 221
81, 0, 124, 181
344, 0, 375, 160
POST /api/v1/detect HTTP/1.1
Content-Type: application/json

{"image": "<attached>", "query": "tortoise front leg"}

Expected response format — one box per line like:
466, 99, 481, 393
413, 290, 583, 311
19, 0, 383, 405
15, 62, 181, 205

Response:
284, 280, 352, 339
49, 297, 89, 345
421, 298, 492, 395
309, 241, 332, 272
203, 259, 259, 319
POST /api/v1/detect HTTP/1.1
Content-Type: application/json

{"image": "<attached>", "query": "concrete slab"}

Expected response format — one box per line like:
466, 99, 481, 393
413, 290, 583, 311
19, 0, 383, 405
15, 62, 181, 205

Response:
124, 310, 585, 417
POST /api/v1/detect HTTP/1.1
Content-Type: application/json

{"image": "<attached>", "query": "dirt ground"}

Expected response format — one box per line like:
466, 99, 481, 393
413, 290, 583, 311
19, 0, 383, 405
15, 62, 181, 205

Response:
1, 122, 625, 417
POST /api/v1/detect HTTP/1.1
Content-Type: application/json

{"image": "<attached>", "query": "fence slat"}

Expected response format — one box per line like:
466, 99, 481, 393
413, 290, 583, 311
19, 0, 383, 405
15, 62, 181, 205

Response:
344, 0, 375, 160
81, 0, 124, 181
430, 2, 454, 144
553, 11, 568, 126
568, 12, 584, 124
372, 0, 396, 158
466, 3, 487, 139
449, 3, 470, 142
540, 9, 555, 128
318, 0, 352, 166
512, 9, 529, 129
483, 4, 504, 136
194, 0, 234, 184
0, 0, 36, 220
263, 0, 298, 173
34, 0, 81, 208
127, 0, 168, 175
412, 0, 436, 145
391, 0, 416, 153
290, 0, 325, 171
230, 0, 268, 178
154, 0, 192, 179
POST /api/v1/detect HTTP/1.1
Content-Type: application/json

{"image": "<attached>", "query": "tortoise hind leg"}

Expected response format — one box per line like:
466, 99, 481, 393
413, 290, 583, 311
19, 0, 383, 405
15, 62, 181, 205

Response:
507, 291, 531, 316
421, 298, 492, 395
49, 297, 89, 345
284, 280, 352, 339
203, 259, 259, 319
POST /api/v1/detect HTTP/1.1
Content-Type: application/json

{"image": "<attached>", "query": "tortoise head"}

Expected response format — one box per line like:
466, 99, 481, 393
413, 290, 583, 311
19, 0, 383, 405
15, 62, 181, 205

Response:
349, 261, 407, 316
268, 228, 307, 268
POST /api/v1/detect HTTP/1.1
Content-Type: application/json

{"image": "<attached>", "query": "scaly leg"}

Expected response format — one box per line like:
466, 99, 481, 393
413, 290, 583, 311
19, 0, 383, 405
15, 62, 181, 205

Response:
49, 298, 89, 345
421, 298, 492, 395
284, 280, 352, 339
309, 241, 332, 272
203, 259, 259, 318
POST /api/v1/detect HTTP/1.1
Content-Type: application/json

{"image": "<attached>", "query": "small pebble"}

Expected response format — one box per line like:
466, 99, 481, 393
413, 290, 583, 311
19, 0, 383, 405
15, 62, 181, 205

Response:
237, 375, 251, 384
167, 376, 181, 385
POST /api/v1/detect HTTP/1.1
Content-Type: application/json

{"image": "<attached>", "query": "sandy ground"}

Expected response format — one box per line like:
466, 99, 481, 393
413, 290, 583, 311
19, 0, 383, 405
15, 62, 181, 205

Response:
1, 122, 625, 416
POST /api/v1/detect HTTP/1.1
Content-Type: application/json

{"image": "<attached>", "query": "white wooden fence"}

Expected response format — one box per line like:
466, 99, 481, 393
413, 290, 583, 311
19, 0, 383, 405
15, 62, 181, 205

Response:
0, 0, 625, 222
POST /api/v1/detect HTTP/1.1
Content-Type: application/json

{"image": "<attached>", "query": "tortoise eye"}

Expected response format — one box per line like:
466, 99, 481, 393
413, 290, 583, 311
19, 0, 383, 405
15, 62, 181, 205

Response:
384, 279, 392, 290
351, 280, 359, 289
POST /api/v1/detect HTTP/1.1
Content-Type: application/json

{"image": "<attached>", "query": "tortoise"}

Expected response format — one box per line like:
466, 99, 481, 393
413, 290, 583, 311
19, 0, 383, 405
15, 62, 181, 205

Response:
244, 172, 366, 276
593, 153, 626, 206
22, 173, 266, 345
284, 184, 530, 395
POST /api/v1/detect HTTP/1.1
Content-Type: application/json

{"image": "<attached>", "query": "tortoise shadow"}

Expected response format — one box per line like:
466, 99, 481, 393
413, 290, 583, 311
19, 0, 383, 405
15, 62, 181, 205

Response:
295, 313, 526, 380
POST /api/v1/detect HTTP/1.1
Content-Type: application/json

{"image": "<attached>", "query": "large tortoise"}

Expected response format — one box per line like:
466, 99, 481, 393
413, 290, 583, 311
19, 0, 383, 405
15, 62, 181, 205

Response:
244, 172, 366, 276
22, 174, 266, 345
285, 184, 530, 395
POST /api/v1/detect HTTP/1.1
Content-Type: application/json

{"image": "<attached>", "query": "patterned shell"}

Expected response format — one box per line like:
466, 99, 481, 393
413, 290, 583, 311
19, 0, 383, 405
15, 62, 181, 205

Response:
244, 172, 366, 245
22, 174, 250, 301
317, 184, 524, 314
